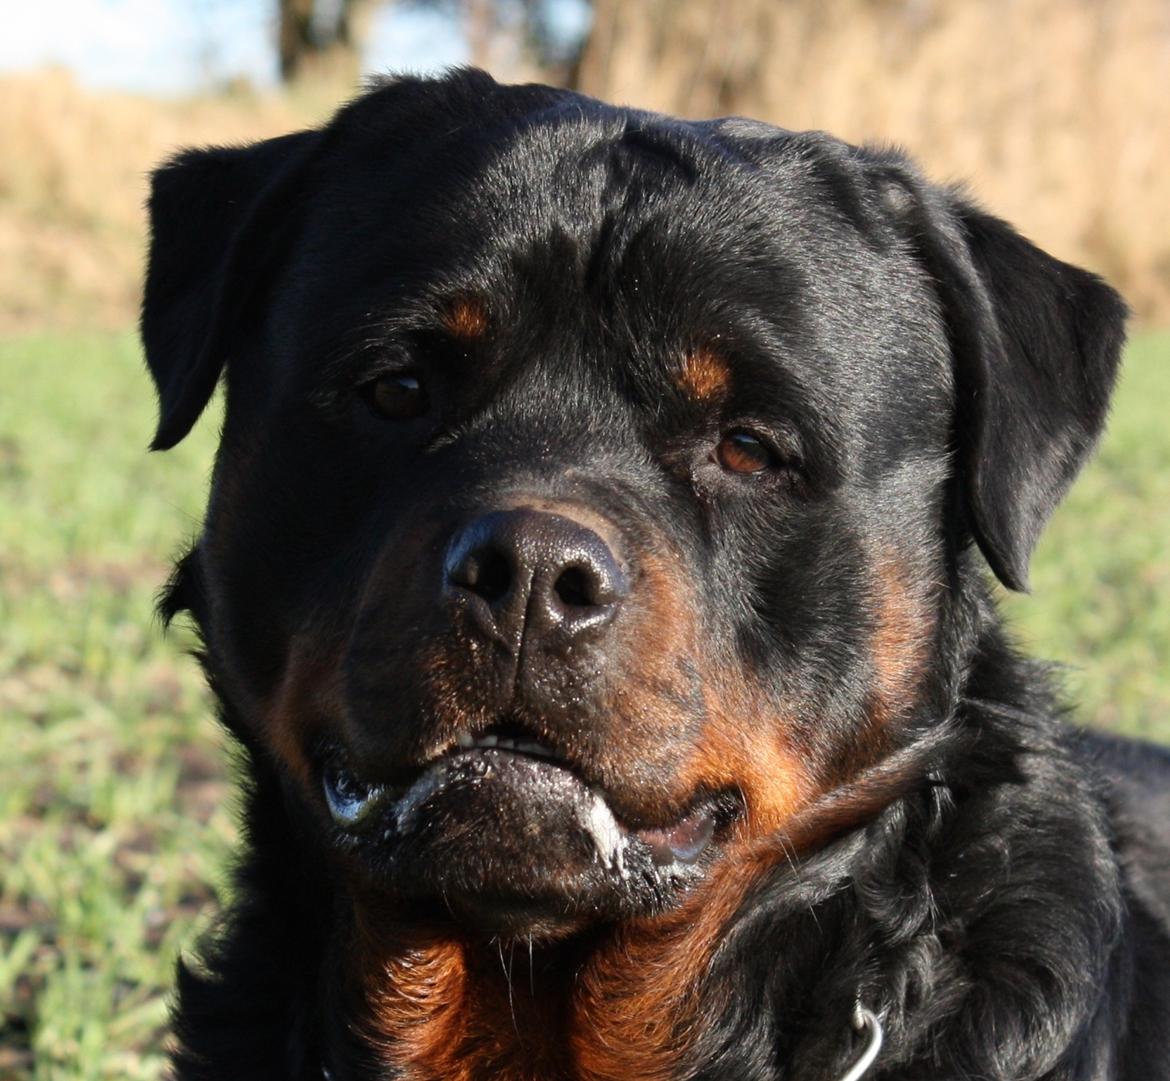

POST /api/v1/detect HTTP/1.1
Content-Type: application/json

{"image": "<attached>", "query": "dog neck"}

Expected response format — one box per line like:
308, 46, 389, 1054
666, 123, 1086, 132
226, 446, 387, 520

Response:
335, 916, 887, 1081
338, 876, 797, 1081
332, 754, 935, 1081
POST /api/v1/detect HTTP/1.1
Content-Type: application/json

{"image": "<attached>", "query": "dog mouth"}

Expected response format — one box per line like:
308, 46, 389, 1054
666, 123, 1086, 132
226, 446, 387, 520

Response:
320, 725, 727, 873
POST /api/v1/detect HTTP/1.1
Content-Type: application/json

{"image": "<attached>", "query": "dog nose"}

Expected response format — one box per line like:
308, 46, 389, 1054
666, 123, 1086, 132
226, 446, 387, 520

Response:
444, 509, 628, 646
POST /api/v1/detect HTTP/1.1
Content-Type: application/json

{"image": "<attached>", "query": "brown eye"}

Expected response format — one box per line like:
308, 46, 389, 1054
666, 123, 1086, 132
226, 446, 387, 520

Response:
369, 372, 427, 420
715, 429, 773, 474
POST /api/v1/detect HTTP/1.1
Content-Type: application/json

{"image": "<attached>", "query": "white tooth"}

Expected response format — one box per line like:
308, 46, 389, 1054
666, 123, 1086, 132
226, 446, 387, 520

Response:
477, 734, 498, 748
455, 732, 474, 748
497, 738, 517, 750
583, 789, 625, 873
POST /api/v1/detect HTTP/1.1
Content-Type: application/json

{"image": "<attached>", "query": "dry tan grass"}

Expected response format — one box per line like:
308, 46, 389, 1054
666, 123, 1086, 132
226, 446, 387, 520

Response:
0, 69, 329, 332
579, 0, 1170, 322
3, 3, 1169, 331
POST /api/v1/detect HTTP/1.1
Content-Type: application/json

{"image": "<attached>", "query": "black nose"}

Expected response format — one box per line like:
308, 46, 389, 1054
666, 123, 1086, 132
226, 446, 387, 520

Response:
444, 509, 628, 646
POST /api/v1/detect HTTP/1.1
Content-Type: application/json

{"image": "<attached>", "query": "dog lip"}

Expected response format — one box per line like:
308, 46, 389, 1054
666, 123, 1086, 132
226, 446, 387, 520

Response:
397, 750, 631, 871
321, 725, 570, 830
325, 743, 726, 873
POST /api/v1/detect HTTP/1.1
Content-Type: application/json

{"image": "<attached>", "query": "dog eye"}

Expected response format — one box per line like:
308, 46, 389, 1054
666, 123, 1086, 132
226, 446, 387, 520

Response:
715, 430, 774, 474
367, 372, 428, 420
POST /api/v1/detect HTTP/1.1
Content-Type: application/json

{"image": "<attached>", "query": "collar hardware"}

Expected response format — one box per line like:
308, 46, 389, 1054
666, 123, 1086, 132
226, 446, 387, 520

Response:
838, 1000, 884, 1081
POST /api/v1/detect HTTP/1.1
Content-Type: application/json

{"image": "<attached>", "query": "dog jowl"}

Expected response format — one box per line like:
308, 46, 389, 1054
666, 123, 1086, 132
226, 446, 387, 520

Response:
142, 70, 1170, 1081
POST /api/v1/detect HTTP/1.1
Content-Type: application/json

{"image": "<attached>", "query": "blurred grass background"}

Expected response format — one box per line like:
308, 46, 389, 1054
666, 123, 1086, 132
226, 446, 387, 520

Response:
0, 333, 229, 1079
1, 3, 1169, 1076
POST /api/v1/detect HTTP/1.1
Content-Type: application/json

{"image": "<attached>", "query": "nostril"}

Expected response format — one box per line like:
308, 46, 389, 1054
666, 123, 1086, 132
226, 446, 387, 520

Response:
554, 565, 595, 608
473, 549, 512, 603
450, 546, 513, 604
445, 510, 627, 642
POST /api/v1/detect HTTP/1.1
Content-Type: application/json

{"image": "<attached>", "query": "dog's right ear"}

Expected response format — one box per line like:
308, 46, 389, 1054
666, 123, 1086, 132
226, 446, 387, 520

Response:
141, 130, 318, 450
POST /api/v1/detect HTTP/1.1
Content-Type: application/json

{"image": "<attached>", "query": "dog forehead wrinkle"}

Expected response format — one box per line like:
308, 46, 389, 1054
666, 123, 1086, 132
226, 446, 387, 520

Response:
464, 121, 788, 264
466, 381, 635, 461
480, 232, 827, 427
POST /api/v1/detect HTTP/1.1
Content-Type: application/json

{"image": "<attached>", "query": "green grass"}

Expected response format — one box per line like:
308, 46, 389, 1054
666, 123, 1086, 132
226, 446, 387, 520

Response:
0, 332, 231, 1080
1, 328, 1168, 1078
1003, 330, 1170, 740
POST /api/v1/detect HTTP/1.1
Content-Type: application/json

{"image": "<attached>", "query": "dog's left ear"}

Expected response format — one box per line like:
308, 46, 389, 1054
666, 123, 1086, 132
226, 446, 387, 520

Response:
871, 157, 1128, 591
141, 130, 318, 451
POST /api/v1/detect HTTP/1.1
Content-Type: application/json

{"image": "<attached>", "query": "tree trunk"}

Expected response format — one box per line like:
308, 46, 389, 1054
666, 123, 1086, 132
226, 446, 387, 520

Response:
278, 0, 374, 88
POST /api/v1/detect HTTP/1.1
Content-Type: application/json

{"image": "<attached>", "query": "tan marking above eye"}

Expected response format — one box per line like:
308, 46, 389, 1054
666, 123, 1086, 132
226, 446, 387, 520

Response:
441, 296, 489, 340
677, 347, 732, 402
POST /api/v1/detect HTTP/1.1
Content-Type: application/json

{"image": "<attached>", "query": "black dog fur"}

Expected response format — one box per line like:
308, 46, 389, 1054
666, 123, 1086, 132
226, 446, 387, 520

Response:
141, 69, 1170, 1080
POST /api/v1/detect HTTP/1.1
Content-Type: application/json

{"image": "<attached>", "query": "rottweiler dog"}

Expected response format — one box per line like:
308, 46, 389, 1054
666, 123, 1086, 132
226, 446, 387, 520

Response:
141, 69, 1170, 1080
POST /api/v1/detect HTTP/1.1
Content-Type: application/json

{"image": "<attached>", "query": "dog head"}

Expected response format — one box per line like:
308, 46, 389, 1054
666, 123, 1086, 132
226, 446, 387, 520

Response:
142, 70, 1125, 938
